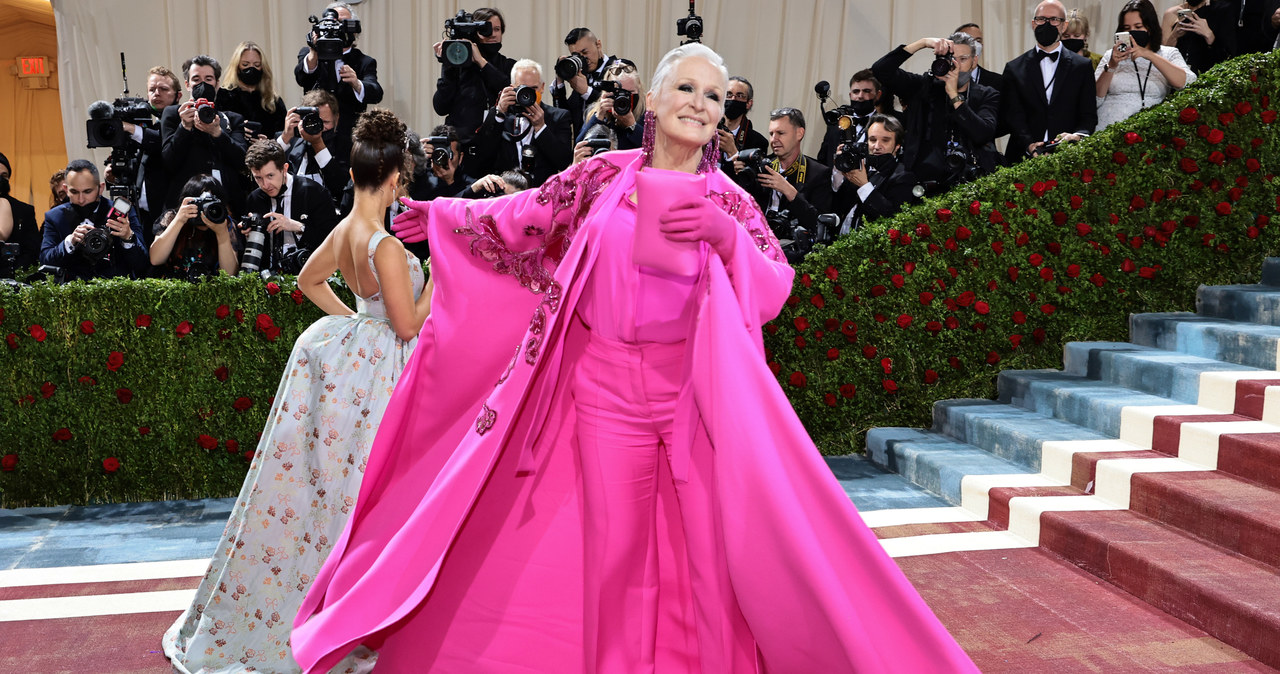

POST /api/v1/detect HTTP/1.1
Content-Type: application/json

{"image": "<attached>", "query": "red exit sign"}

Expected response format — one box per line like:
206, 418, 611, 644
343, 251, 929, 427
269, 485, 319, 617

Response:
19, 57, 46, 77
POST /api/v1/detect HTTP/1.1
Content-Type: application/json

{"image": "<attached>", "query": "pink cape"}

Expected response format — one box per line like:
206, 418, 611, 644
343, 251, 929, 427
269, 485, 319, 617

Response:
292, 149, 977, 673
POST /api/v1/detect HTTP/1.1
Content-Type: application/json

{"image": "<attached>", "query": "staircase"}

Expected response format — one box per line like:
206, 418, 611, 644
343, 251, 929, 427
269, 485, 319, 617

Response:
865, 258, 1280, 669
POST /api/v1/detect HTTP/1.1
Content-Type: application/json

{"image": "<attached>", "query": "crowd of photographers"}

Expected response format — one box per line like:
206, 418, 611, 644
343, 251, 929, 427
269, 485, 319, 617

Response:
2, 0, 1278, 280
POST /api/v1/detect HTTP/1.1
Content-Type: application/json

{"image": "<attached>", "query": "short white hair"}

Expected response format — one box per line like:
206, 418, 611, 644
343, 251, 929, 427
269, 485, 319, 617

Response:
511, 58, 544, 83
326, 1, 358, 22
648, 43, 729, 97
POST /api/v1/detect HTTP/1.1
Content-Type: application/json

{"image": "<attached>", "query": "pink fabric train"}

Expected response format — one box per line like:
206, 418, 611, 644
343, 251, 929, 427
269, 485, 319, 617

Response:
292, 148, 978, 673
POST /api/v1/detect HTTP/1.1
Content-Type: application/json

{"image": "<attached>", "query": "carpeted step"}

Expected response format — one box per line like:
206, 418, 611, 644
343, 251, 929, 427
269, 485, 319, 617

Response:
865, 427, 1033, 505
1198, 284, 1280, 326
1039, 508, 1280, 669
1150, 414, 1280, 491
1130, 313, 1280, 371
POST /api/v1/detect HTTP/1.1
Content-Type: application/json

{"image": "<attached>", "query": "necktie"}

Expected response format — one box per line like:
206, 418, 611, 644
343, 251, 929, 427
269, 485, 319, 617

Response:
1036, 50, 1059, 62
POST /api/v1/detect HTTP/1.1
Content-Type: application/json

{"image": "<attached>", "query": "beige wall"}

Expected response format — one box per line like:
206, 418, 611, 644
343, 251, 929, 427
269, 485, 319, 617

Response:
52, 0, 1145, 165
3, 0, 65, 216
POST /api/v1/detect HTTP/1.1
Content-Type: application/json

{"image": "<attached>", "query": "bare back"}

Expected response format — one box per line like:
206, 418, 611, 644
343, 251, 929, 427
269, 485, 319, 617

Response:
332, 215, 395, 300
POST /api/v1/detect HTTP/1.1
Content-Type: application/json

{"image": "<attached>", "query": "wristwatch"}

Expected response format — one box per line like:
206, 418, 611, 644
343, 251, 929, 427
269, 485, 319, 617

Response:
1102, 62, 1112, 73
949, 95, 965, 105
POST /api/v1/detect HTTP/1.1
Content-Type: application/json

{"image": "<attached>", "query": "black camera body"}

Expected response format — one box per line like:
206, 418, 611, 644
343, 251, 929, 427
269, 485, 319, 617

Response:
441, 10, 492, 67
509, 85, 539, 116
584, 137, 612, 155
86, 97, 152, 149
555, 54, 588, 81
736, 148, 770, 183
424, 135, 454, 166
676, 0, 704, 43
192, 194, 227, 223
295, 106, 324, 136
309, 8, 362, 62
834, 140, 869, 174
80, 196, 132, 263
598, 80, 636, 117
930, 52, 956, 78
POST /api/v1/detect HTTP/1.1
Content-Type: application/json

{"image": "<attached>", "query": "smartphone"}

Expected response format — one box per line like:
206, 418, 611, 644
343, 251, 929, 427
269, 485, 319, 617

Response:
1114, 31, 1132, 52
243, 120, 263, 138
1177, 9, 1196, 22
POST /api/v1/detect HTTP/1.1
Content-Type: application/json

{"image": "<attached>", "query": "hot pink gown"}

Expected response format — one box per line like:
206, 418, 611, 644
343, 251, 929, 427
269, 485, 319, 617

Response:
291, 149, 978, 673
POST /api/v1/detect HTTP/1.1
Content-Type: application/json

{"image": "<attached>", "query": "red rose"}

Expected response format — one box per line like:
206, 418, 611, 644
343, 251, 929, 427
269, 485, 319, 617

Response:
841, 321, 857, 337
991, 241, 1005, 255
1178, 107, 1198, 124
1010, 334, 1024, 349
216, 304, 230, 320
1112, 151, 1128, 165
5, 333, 16, 350
1247, 158, 1262, 173
788, 372, 807, 388
795, 336, 807, 349
793, 316, 810, 332
862, 345, 877, 359
882, 379, 899, 393
1028, 253, 1044, 267
102, 457, 120, 473
810, 294, 825, 309
969, 201, 982, 216
839, 383, 856, 399
925, 321, 943, 334
52, 427, 72, 442
136, 314, 152, 328
1180, 157, 1199, 174
1124, 131, 1141, 145
38, 381, 56, 399
1207, 128, 1225, 144
924, 369, 939, 384
106, 351, 125, 372
197, 434, 218, 450
226, 439, 240, 454
945, 316, 960, 330
1208, 151, 1226, 166
1218, 112, 1235, 126
79, 320, 95, 335
915, 223, 932, 238
955, 225, 972, 240
1129, 195, 1146, 211
139, 426, 151, 436
29, 324, 46, 342
974, 301, 990, 315
948, 356, 962, 369
1139, 266, 1158, 279
1172, 137, 1188, 150
880, 357, 893, 375
0, 453, 16, 471
768, 361, 781, 375
919, 291, 935, 305
1066, 264, 1081, 278
896, 314, 913, 329
1215, 202, 1232, 216
234, 308, 245, 323
115, 388, 133, 404
244, 450, 256, 463
986, 351, 1001, 364
1263, 110, 1278, 124
800, 273, 813, 287
265, 325, 281, 341
1236, 101, 1253, 116
1229, 187, 1244, 202
1012, 311, 1027, 324
891, 274, 905, 288
266, 281, 281, 295
255, 313, 274, 332
1041, 303, 1057, 314
957, 291, 976, 307
233, 396, 253, 412
1039, 268, 1055, 281
825, 265, 839, 281
78, 375, 97, 386
936, 208, 953, 223
215, 366, 229, 382
826, 348, 840, 362
175, 320, 193, 338
870, 285, 887, 297
823, 393, 838, 407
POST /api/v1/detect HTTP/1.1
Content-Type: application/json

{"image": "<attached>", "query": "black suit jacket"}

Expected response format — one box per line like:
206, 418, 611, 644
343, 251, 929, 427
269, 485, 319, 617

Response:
831, 161, 919, 235
433, 52, 517, 149
739, 155, 835, 236
487, 103, 574, 187
160, 106, 249, 213
2, 196, 39, 274
38, 197, 149, 282
135, 113, 169, 240
243, 174, 339, 258
281, 135, 349, 204
1000, 47, 1098, 162
971, 65, 1003, 92
295, 46, 384, 141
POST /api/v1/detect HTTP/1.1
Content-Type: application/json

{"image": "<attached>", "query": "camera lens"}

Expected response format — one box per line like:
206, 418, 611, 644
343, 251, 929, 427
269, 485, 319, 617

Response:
514, 86, 538, 109
443, 40, 472, 67
555, 55, 584, 81
930, 54, 954, 78
197, 102, 217, 125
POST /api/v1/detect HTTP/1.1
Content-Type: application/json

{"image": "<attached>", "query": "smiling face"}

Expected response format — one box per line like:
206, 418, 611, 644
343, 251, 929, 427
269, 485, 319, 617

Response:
646, 56, 725, 153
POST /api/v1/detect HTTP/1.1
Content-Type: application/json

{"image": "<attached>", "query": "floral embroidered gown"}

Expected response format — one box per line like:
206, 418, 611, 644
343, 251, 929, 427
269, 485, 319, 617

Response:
163, 230, 425, 673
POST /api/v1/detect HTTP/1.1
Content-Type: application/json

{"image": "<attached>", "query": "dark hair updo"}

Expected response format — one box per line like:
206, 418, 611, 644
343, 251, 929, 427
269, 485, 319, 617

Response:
350, 108, 408, 191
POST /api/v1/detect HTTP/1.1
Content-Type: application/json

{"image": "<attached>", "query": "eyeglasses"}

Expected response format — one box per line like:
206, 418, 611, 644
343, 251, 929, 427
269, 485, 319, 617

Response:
1033, 16, 1066, 25
726, 91, 750, 101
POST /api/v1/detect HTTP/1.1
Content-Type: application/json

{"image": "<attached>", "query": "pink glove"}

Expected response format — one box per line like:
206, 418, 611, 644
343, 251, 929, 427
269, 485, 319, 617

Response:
658, 197, 738, 264
391, 197, 430, 243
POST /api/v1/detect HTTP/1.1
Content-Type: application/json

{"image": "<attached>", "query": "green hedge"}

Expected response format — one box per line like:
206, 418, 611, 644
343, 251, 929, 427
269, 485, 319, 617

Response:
763, 51, 1280, 454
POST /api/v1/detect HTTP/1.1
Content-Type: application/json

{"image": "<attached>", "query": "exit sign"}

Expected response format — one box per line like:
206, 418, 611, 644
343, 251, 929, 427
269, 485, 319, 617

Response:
19, 56, 46, 77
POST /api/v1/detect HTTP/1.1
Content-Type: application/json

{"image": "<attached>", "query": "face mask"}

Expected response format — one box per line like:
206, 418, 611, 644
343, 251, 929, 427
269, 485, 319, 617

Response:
238, 67, 263, 86
1061, 38, 1086, 53
724, 99, 748, 120
867, 153, 897, 173
956, 71, 972, 88
1128, 30, 1150, 48
72, 199, 99, 220
1034, 21, 1061, 48
849, 98, 876, 116
0, 175, 9, 198
478, 42, 502, 58
191, 82, 216, 102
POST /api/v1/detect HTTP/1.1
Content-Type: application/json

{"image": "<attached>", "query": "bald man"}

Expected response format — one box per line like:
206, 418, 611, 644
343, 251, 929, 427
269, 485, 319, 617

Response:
999, 0, 1097, 162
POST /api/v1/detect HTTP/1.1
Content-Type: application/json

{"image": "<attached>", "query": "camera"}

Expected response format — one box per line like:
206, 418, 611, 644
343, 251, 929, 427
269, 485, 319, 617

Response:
309, 8, 362, 62
441, 10, 492, 67
584, 137, 612, 155
736, 148, 770, 183
80, 196, 132, 263
280, 247, 311, 275
555, 54, 588, 81
834, 140, 869, 174
930, 51, 956, 78
676, 0, 704, 44
188, 81, 219, 124
509, 85, 538, 116
239, 213, 270, 274
944, 140, 977, 182
86, 97, 152, 149
424, 135, 454, 166
295, 106, 324, 136
598, 80, 636, 117
192, 193, 227, 223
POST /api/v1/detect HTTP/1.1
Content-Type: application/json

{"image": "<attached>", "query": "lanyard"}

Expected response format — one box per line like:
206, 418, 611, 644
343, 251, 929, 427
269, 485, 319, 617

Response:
1133, 59, 1154, 106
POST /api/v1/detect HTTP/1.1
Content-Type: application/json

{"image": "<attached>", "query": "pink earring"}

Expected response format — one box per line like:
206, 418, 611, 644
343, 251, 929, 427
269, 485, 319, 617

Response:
641, 110, 656, 167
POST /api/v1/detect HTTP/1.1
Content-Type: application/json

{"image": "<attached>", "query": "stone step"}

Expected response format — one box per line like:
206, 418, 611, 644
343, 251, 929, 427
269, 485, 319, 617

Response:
997, 369, 1187, 439
1130, 313, 1280, 371
1198, 284, 1280, 326
931, 399, 1112, 473
864, 427, 1033, 506
1063, 341, 1266, 410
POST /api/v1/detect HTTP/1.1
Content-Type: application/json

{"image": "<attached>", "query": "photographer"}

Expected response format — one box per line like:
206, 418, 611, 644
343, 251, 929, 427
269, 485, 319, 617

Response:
242, 139, 339, 275
408, 126, 475, 201
872, 32, 1000, 194
278, 89, 349, 202
717, 76, 768, 172
734, 107, 833, 241
576, 62, 644, 150
462, 170, 529, 198
295, 2, 384, 144
1162, 0, 1240, 74
550, 27, 635, 137
161, 55, 249, 213
431, 7, 515, 177
816, 71, 882, 167
832, 115, 919, 235
218, 41, 287, 140
149, 174, 240, 279
116, 65, 181, 239
38, 159, 149, 282
484, 59, 573, 188
0, 152, 40, 276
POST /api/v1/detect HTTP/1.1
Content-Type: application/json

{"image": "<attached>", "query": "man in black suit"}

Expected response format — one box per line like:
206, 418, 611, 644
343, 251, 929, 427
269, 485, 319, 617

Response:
717, 76, 770, 175
873, 32, 1000, 194
432, 7, 516, 178
161, 55, 249, 213
1000, 0, 1097, 163
295, 1, 383, 148
736, 108, 834, 241
816, 70, 885, 167
0, 152, 40, 276
38, 159, 149, 282
484, 60, 573, 188
956, 22, 1004, 91
118, 65, 183, 241
242, 140, 339, 275
550, 27, 636, 138
831, 115, 919, 237
277, 89, 349, 203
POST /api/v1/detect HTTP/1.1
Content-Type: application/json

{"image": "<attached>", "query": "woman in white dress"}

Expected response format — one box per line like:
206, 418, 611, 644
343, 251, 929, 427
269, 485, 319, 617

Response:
1095, 0, 1196, 131
163, 108, 431, 674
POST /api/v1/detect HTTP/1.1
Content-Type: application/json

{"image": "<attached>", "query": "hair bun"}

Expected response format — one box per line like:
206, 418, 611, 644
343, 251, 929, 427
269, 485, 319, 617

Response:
353, 108, 406, 150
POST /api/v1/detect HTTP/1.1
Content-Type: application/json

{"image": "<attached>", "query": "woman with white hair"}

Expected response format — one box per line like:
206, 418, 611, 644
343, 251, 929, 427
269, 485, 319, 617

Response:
293, 43, 975, 674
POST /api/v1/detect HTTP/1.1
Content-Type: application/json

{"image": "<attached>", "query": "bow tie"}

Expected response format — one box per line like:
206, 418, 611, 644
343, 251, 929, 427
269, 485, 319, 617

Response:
1036, 50, 1059, 62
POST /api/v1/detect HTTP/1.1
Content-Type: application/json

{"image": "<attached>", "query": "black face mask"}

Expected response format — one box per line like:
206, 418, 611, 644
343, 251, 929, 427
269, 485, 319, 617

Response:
72, 199, 100, 221
191, 82, 216, 102
1128, 30, 1150, 48
1034, 22, 1061, 48
724, 99, 748, 121
868, 153, 897, 174
849, 98, 876, 116
238, 67, 263, 86
321, 129, 337, 145
478, 42, 502, 58
0, 175, 9, 198
1061, 38, 1086, 53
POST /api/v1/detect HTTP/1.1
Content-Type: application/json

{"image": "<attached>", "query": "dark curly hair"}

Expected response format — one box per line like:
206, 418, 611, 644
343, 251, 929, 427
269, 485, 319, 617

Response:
350, 108, 408, 191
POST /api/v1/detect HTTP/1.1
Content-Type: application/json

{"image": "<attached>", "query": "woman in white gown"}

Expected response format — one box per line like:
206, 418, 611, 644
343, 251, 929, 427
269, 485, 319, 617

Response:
163, 108, 431, 673
1095, 0, 1195, 131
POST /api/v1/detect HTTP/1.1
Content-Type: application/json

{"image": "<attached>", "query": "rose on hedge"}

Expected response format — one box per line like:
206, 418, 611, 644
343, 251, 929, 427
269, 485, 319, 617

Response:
788, 372, 807, 388
115, 388, 133, 404
40, 382, 56, 398
79, 320, 95, 335
102, 457, 120, 473
1, 454, 16, 471
214, 366, 229, 382
197, 434, 218, 450
106, 351, 125, 372
135, 314, 152, 328
216, 304, 230, 320
29, 324, 46, 342
175, 320, 193, 338
266, 282, 281, 295
52, 428, 72, 442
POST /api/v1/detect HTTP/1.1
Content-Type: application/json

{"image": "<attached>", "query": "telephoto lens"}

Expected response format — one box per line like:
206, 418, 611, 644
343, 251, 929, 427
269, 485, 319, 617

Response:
296, 107, 324, 136
239, 213, 270, 274
555, 54, 587, 81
